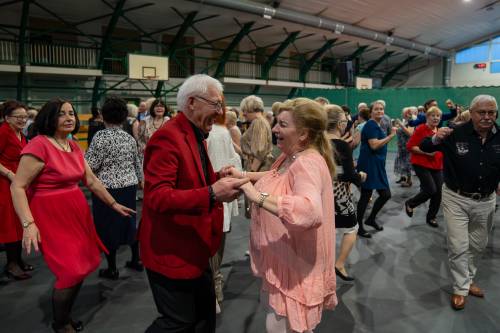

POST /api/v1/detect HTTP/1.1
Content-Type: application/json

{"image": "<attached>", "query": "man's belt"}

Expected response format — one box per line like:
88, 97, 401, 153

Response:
448, 185, 492, 200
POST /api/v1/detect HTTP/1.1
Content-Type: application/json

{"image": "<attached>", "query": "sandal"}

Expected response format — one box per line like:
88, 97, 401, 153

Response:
405, 201, 413, 218
426, 219, 439, 228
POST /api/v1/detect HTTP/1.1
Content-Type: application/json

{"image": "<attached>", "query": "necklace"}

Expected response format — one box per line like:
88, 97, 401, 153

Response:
52, 137, 70, 152
277, 149, 306, 174
153, 117, 164, 130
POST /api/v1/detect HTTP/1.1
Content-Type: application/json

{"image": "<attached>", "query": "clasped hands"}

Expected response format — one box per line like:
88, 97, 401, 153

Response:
211, 166, 258, 203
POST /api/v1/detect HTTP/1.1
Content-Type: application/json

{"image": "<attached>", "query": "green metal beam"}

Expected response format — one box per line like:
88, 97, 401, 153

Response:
92, 0, 127, 108
288, 88, 298, 99
361, 51, 395, 76
346, 45, 369, 60
299, 39, 336, 81
0, 0, 22, 8
213, 21, 255, 78
155, 11, 198, 97
32, 1, 99, 44
381, 55, 417, 86
16, 0, 30, 102
253, 31, 300, 94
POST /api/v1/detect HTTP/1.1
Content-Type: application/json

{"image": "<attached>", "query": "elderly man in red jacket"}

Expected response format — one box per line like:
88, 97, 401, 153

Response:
139, 74, 248, 332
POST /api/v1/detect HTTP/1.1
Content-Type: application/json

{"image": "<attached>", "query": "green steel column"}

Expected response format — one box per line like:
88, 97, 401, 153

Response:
213, 21, 255, 78
16, 0, 30, 102
155, 11, 198, 98
361, 51, 395, 76
92, 0, 127, 108
381, 55, 416, 86
253, 31, 300, 95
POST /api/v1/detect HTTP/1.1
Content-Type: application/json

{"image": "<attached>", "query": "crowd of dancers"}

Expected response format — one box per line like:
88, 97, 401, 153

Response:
0, 73, 499, 332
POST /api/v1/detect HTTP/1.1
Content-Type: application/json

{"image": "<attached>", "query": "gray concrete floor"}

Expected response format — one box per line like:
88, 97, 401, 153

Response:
1, 154, 500, 332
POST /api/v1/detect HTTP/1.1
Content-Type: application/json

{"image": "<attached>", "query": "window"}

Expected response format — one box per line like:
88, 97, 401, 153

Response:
492, 40, 500, 61
455, 42, 489, 64
490, 62, 500, 74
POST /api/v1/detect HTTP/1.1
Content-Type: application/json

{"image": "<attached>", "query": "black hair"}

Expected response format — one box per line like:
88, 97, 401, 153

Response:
424, 99, 437, 111
33, 98, 80, 136
101, 96, 128, 125
1, 100, 27, 118
149, 99, 166, 118
341, 105, 351, 115
90, 106, 100, 120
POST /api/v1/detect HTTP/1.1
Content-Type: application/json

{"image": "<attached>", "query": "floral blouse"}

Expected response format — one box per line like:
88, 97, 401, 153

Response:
85, 127, 142, 189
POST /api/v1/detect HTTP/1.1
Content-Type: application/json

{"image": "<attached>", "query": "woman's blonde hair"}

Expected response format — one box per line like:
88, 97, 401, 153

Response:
225, 109, 238, 125
324, 104, 344, 132
240, 95, 264, 113
426, 106, 442, 117
456, 110, 470, 123
278, 98, 335, 177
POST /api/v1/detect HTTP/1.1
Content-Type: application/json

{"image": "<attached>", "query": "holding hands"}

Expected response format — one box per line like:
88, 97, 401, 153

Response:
435, 127, 453, 142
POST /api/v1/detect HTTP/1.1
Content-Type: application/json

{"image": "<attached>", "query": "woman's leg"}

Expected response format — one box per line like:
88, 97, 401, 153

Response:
427, 169, 443, 222
4, 241, 31, 279
406, 165, 436, 210
365, 188, 391, 224
356, 189, 373, 237
335, 229, 357, 275
52, 282, 83, 332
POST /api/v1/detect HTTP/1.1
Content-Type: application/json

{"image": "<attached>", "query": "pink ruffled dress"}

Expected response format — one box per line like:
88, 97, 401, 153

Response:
250, 150, 337, 332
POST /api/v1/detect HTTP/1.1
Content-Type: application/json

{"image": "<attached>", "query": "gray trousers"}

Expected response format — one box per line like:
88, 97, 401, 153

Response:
442, 185, 496, 296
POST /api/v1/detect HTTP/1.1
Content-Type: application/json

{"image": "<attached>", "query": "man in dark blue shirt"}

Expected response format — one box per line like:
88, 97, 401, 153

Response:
420, 94, 500, 311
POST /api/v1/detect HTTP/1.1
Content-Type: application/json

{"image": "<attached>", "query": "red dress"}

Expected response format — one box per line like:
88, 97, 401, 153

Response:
0, 122, 26, 243
21, 135, 106, 289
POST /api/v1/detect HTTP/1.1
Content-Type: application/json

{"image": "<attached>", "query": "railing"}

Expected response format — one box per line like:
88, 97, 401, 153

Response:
0, 39, 334, 84
0, 40, 17, 64
28, 42, 98, 68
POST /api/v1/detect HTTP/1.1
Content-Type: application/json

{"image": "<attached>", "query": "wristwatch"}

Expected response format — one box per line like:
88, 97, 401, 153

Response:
22, 220, 34, 228
258, 192, 270, 207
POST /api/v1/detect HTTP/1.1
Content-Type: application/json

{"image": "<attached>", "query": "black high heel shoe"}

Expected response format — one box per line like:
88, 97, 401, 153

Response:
19, 261, 34, 272
70, 319, 84, 332
335, 267, 355, 282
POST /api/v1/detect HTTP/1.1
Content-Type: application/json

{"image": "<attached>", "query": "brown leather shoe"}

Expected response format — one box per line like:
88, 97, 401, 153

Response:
469, 283, 485, 298
451, 294, 466, 310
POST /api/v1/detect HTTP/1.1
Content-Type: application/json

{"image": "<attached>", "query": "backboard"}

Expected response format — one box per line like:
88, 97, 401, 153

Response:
128, 54, 168, 80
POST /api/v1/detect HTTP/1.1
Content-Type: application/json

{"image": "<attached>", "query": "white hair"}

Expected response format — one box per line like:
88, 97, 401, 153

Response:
358, 102, 367, 110
470, 95, 497, 111
177, 74, 223, 111
127, 103, 138, 118
375, 99, 386, 108
264, 110, 274, 119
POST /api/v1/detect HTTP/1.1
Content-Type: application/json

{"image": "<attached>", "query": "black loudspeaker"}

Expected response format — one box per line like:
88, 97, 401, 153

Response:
337, 61, 354, 86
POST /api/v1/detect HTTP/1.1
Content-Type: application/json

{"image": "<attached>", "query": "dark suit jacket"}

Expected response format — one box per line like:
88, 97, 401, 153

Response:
139, 112, 223, 279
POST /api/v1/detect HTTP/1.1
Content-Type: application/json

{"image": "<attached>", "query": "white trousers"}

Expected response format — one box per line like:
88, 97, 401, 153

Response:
442, 185, 496, 296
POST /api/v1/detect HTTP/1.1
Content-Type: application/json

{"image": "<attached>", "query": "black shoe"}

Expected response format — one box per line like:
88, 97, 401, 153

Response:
125, 260, 144, 272
365, 220, 383, 231
426, 219, 439, 228
19, 261, 34, 272
404, 201, 413, 218
335, 267, 355, 281
395, 176, 405, 184
357, 229, 372, 238
98, 268, 119, 280
4, 266, 32, 281
70, 319, 84, 332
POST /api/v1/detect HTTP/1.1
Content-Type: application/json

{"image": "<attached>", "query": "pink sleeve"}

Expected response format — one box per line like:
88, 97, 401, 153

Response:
21, 136, 47, 162
277, 155, 329, 230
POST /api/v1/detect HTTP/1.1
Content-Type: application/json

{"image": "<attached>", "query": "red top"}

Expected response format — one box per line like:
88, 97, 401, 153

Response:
21, 136, 104, 288
0, 122, 27, 243
139, 112, 223, 279
407, 124, 443, 170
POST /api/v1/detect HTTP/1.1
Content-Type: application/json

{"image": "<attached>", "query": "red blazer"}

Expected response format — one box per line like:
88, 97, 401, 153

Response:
407, 124, 443, 170
138, 112, 223, 279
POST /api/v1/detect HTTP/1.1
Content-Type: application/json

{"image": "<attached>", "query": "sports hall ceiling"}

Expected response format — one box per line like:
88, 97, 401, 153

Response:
1, 0, 499, 81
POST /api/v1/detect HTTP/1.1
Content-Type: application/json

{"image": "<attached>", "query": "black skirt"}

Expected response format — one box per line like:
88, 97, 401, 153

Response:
92, 185, 137, 251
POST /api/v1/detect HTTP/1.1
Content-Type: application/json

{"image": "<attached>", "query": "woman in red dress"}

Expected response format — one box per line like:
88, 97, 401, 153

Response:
10, 99, 134, 333
0, 100, 32, 280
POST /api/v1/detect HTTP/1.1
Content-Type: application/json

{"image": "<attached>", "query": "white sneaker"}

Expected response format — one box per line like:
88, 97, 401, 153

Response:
216, 300, 221, 314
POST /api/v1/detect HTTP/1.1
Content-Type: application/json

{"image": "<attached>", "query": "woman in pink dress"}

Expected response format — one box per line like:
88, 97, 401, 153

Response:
228, 98, 337, 332
10, 99, 134, 333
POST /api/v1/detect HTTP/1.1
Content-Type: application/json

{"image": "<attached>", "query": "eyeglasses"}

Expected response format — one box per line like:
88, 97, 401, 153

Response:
339, 120, 349, 124
474, 110, 497, 118
194, 95, 223, 110
8, 115, 28, 121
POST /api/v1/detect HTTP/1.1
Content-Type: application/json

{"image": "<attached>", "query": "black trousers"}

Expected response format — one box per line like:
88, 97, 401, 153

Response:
146, 268, 215, 333
356, 188, 391, 230
406, 164, 443, 221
